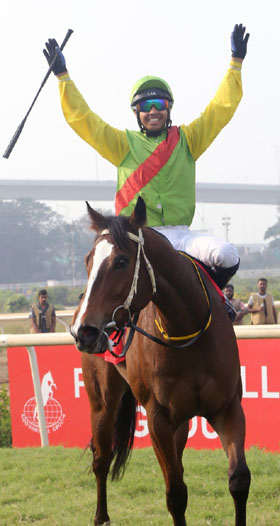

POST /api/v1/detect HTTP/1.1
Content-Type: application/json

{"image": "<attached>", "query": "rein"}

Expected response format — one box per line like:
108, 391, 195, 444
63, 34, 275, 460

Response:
154, 252, 212, 341
102, 228, 212, 357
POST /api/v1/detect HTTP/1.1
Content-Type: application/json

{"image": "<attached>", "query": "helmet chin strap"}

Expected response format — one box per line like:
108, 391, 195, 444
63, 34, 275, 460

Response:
137, 108, 172, 137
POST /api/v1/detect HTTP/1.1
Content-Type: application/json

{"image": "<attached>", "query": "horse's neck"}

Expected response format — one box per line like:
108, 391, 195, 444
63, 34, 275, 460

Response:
150, 244, 209, 336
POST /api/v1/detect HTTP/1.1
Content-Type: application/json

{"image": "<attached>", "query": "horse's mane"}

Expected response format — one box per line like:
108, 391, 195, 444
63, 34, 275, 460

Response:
93, 211, 173, 254
103, 216, 220, 287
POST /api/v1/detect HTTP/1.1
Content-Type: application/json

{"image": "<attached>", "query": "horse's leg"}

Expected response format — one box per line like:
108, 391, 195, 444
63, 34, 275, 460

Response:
146, 402, 188, 526
82, 354, 127, 526
174, 421, 189, 476
210, 394, 251, 526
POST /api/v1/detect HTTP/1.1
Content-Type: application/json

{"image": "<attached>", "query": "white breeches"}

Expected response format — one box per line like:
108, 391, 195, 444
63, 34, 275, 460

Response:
152, 225, 239, 269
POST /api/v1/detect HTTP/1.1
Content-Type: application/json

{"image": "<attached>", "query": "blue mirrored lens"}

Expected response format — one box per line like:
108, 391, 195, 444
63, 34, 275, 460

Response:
137, 99, 168, 112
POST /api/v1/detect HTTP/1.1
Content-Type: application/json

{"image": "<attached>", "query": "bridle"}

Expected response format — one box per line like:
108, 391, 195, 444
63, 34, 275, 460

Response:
114, 229, 157, 314
96, 227, 212, 358
99, 228, 156, 342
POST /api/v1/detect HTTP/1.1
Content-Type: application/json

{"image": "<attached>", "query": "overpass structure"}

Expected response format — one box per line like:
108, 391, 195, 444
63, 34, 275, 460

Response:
1, 180, 280, 205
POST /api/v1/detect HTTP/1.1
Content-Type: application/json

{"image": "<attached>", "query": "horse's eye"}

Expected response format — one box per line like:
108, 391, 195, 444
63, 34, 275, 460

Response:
114, 255, 129, 270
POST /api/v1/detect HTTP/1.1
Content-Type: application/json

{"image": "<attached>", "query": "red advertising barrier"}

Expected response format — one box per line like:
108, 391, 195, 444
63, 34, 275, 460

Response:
7, 339, 280, 450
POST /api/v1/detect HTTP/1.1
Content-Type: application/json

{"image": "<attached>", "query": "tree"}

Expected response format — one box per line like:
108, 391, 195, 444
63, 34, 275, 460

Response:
263, 212, 280, 265
264, 215, 280, 251
0, 199, 111, 284
0, 199, 66, 283
4, 294, 29, 313
68, 215, 95, 281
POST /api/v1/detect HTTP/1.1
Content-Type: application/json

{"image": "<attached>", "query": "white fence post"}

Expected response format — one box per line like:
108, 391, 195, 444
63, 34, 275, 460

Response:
26, 346, 49, 447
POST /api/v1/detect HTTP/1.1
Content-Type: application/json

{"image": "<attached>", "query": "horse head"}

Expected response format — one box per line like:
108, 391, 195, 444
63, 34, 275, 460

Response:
71, 197, 156, 354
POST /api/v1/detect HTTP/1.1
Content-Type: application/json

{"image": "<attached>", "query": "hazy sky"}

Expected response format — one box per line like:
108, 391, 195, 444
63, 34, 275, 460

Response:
1, 0, 280, 244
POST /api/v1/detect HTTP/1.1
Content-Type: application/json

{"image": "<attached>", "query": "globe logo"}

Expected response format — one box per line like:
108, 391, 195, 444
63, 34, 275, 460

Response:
21, 371, 65, 433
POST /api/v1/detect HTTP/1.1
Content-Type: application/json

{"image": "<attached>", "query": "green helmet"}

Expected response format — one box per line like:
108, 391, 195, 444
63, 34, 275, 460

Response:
130, 75, 174, 108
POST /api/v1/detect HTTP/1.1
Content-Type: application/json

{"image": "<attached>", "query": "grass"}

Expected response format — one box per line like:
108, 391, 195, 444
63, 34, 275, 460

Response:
0, 318, 279, 524
0, 318, 71, 335
0, 446, 279, 525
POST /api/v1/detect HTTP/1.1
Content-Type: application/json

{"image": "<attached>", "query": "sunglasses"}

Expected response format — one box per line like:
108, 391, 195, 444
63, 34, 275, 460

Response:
135, 99, 169, 112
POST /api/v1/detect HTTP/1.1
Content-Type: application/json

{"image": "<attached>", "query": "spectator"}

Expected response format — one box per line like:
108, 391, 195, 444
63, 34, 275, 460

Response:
30, 289, 56, 333
223, 283, 248, 325
247, 278, 277, 325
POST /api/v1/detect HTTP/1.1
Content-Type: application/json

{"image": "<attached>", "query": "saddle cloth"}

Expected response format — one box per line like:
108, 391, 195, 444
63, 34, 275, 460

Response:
96, 334, 126, 364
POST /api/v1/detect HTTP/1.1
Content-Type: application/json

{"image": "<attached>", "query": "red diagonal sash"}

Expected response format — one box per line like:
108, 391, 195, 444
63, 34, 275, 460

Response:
115, 127, 180, 215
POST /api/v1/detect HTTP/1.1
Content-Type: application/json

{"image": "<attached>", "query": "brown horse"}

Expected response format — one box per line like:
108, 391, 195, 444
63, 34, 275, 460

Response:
71, 197, 251, 526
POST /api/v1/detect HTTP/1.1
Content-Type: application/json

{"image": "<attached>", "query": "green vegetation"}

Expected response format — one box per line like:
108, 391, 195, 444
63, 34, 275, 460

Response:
1, 278, 280, 318
0, 315, 72, 336
0, 286, 84, 314
0, 386, 12, 447
231, 275, 280, 302
4, 294, 30, 313
0, 446, 279, 525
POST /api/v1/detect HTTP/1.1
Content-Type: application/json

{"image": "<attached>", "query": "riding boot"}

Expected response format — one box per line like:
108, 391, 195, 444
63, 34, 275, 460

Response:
212, 260, 240, 290
213, 261, 240, 322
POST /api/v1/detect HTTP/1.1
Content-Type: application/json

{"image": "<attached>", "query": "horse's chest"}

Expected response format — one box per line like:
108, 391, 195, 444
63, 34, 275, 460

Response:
148, 370, 198, 410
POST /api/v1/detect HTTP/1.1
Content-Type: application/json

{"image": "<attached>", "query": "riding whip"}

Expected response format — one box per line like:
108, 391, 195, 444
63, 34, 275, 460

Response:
3, 29, 73, 159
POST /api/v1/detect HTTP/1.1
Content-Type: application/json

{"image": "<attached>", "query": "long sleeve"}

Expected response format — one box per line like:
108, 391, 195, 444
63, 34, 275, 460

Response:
181, 60, 243, 161
58, 74, 129, 167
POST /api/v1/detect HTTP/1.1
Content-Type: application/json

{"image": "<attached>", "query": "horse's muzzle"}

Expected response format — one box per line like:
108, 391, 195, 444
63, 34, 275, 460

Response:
73, 324, 105, 354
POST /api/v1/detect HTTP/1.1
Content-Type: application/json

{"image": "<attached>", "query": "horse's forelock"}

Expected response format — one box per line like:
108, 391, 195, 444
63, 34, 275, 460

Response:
94, 215, 131, 251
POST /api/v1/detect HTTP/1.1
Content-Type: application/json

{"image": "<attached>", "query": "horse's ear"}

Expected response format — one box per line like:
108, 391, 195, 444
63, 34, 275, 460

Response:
129, 196, 146, 229
86, 201, 108, 232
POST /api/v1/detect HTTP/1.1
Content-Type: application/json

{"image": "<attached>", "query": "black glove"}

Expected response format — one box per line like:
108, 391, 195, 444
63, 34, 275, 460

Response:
231, 24, 250, 59
43, 38, 67, 75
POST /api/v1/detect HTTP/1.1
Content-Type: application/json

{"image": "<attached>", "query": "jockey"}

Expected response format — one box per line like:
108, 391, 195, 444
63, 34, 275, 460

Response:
43, 24, 249, 320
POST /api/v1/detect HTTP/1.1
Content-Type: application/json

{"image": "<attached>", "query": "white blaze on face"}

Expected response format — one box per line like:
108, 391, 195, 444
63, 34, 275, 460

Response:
72, 238, 113, 335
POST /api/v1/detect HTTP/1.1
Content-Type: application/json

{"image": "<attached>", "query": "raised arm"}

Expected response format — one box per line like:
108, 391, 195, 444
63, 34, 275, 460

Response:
182, 23, 250, 161
43, 39, 129, 167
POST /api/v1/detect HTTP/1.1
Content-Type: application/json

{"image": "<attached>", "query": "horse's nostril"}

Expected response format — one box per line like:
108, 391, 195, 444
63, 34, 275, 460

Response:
77, 325, 100, 347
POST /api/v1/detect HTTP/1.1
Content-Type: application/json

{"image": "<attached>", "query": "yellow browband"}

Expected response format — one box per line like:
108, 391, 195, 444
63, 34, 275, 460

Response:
154, 252, 212, 341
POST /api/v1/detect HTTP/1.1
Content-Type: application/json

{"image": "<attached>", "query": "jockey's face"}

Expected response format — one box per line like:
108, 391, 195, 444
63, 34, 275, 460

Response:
138, 105, 169, 132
